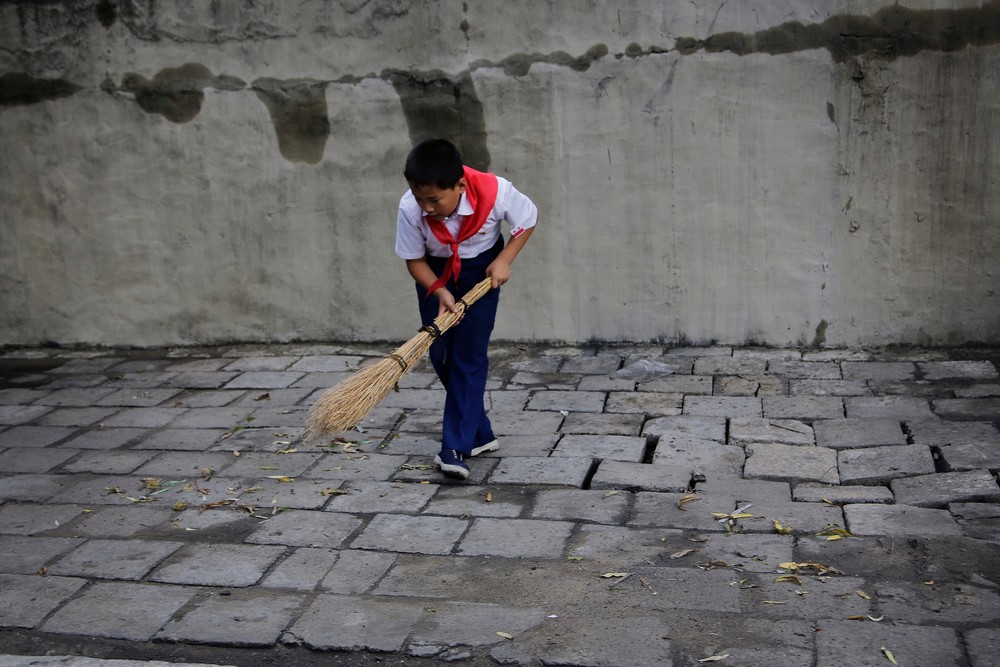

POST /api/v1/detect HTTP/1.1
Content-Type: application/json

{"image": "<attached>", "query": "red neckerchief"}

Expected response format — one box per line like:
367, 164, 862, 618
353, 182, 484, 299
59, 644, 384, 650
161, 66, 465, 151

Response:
423, 166, 499, 296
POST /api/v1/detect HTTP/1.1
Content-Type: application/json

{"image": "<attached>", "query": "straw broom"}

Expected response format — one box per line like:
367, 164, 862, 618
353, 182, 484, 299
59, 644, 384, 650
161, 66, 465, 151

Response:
304, 277, 494, 444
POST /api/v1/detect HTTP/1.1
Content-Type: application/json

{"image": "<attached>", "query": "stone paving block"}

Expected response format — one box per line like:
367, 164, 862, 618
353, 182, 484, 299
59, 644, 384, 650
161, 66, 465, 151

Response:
693, 533, 795, 573
0, 405, 53, 425
410, 600, 547, 651
890, 470, 1000, 508
526, 390, 606, 413
150, 543, 286, 587
42, 581, 195, 640
286, 594, 425, 652
813, 418, 906, 449
63, 506, 172, 537
846, 396, 935, 419
559, 411, 642, 435
351, 513, 467, 555
287, 355, 363, 372
323, 480, 436, 514
61, 427, 147, 450
816, 620, 960, 667
651, 441, 745, 478
167, 407, 255, 429
767, 360, 841, 379
940, 444, 1000, 473
638, 374, 713, 394
845, 503, 963, 536
565, 525, 683, 567
0, 473, 80, 502
683, 396, 762, 418
101, 408, 189, 428
35, 387, 117, 407
590, 460, 692, 493
95, 388, 182, 407
841, 361, 916, 381
642, 415, 727, 442
762, 396, 845, 420
0, 447, 80, 473
246, 510, 362, 548
489, 456, 591, 487
390, 455, 497, 485
630, 492, 737, 532
733, 348, 802, 361
560, 356, 622, 374
741, 574, 873, 620
489, 409, 565, 436
467, 434, 557, 457
918, 360, 999, 380
907, 418, 1000, 446
695, 478, 792, 502
735, 500, 845, 535
206, 426, 307, 453
966, 628, 1000, 667
164, 372, 241, 389
36, 407, 120, 427
530, 489, 629, 524
793, 484, 894, 504
45, 475, 154, 506
0, 535, 86, 574
132, 428, 229, 451
933, 397, 1000, 420
485, 389, 531, 412
157, 588, 304, 647
578, 375, 639, 391
0, 388, 51, 404
223, 356, 299, 371
744, 443, 839, 484
502, 615, 673, 667
957, 383, 1000, 397
802, 349, 871, 362
423, 485, 525, 518
614, 566, 741, 613
133, 451, 237, 478
838, 444, 936, 485
667, 346, 732, 357
729, 418, 814, 446
259, 547, 338, 590
222, 451, 324, 478
319, 549, 396, 594
876, 581, 1000, 625
238, 477, 338, 510
223, 371, 304, 390
378, 388, 445, 410
0, 426, 78, 448
0, 573, 87, 628
457, 517, 573, 558
49, 538, 184, 580
0, 504, 85, 535
693, 357, 767, 375
714, 375, 786, 396
508, 371, 580, 389
605, 391, 683, 416
552, 434, 646, 462
789, 379, 871, 396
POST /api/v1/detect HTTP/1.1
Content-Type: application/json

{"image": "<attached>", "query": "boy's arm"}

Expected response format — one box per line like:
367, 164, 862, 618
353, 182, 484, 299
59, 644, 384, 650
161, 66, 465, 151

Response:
485, 226, 534, 288
406, 258, 459, 316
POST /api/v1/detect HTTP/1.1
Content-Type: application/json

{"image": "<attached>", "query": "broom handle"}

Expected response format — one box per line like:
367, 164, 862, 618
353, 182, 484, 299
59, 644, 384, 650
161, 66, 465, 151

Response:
430, 277, 495, 335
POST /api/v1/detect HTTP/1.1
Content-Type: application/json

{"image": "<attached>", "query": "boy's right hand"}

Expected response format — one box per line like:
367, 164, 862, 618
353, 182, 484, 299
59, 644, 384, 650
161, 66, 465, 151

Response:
435, 288, 461, 320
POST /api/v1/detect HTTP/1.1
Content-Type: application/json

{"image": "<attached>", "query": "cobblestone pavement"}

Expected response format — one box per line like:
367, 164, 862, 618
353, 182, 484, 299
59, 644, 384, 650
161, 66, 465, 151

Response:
0, 342, 999, 667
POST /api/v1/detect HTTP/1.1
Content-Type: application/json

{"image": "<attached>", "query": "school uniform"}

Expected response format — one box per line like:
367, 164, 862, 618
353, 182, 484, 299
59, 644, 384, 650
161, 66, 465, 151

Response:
395, 167, 537, 458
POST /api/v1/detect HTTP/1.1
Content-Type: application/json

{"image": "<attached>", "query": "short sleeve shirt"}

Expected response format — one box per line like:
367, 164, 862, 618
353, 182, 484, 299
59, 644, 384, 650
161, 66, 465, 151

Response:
395, 175, 538, 260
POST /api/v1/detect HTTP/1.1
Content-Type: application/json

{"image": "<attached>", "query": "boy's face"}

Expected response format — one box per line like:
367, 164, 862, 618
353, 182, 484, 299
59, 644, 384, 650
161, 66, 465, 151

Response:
410, 178, 466, 219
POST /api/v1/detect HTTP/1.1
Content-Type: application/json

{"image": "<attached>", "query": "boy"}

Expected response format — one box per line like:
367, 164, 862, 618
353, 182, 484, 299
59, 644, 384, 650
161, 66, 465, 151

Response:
395, 139, 537, 479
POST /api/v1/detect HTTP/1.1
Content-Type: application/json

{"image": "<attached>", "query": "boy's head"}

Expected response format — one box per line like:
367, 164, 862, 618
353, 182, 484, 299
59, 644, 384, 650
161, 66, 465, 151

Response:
405, 138, 467, 218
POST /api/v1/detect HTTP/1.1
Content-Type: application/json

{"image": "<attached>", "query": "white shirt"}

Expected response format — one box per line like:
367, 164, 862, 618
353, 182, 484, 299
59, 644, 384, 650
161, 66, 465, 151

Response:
395, 175, 537, 260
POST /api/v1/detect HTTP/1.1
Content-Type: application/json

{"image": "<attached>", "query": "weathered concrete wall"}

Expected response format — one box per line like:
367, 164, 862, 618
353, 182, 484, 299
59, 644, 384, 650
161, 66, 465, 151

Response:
1, 0, 998, 347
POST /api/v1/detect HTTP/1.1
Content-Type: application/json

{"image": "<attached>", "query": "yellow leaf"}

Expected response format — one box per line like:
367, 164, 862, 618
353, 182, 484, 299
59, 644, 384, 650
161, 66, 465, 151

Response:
266, 475, 295, 482
277, 448, 298, 454
773, 519, 793, 535
846, 615, 866, 620
485, 492, 493, 502
37, 566, 48, 576
603, 490, 623, 498
761, 600, 786, 605
826, 534, 844, 541
601, 572, 631, 578
566, 555, 584, 562
774, 575, 802, 585
496, 632, 514, 640
677, 493, 700, 511
881, 647, 898, 665
173, 501, 189, 512
697, 655, 730, 663
924, 579, 935, 586
670, 548, 698, 560
856, 590, 871, 600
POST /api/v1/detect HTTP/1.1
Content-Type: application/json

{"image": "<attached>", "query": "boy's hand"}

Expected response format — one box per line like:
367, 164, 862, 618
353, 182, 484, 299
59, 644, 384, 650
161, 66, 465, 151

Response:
435, 288, 461, 320
486, 259, 512, 289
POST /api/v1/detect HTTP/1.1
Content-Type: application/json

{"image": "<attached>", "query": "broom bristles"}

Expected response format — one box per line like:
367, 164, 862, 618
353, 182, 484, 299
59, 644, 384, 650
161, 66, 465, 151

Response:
304, 278, 494, 444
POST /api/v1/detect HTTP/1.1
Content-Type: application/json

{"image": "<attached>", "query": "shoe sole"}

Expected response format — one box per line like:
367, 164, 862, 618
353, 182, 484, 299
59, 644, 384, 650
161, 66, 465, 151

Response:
434, 454, 470, 480
470, 440, 500, 457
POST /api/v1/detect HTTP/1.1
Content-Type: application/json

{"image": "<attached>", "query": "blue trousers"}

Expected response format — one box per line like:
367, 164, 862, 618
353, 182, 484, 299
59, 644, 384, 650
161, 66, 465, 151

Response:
415, 238, 503, 456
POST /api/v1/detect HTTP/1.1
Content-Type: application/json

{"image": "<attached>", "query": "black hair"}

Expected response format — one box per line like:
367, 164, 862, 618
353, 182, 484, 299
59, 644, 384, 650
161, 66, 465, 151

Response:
404, 139, 464, 189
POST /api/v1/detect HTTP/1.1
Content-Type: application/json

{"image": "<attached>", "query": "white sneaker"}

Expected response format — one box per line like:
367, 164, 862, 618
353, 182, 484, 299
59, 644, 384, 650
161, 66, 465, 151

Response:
470, 439, 500, 457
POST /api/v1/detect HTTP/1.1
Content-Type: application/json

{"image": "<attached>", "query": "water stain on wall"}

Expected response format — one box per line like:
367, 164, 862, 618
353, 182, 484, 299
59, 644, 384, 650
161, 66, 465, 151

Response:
0, 72, 81, 107
120, 63, 245, 123
676, 2, 1000, 62
385, 69, 491, 172
252, 78, 331, 165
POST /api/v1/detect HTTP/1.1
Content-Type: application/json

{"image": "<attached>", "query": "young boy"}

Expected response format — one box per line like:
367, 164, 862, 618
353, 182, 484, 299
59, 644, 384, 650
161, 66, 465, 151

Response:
395, 139, 537, 479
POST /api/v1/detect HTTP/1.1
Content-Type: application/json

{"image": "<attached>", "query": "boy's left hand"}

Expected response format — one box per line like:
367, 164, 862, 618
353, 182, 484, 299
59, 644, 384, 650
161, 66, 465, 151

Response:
486, 259, 511, 289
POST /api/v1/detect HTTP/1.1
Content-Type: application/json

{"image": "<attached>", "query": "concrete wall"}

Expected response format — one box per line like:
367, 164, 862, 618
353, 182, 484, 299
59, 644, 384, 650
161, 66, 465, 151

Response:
1, 0, 998, 348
